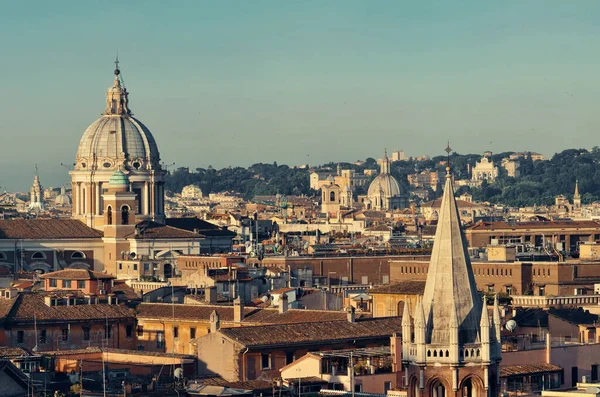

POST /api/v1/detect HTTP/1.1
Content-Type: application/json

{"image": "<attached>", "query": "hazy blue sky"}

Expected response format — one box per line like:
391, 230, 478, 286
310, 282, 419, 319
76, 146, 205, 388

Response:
1, 1, 600, 190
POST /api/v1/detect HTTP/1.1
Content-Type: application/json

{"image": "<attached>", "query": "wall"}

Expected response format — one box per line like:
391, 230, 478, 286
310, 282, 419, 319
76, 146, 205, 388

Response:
196, 332, 239, 381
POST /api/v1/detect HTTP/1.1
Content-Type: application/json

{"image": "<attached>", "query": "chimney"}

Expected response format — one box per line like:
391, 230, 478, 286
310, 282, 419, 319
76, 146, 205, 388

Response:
233, 297, 245, 323
279, 293, 289, 314
346, 305, 356, 323
210, 310, 221, 333
205, 286, 217, 304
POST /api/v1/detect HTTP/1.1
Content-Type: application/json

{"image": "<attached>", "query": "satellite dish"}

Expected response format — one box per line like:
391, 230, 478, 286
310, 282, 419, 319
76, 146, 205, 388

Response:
174, 368, 184, 379
506, 319, 517, 332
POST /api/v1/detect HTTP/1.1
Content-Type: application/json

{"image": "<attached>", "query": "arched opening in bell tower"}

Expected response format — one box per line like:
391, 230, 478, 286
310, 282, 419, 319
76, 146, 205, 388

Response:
430, 379, 446, 397
121, 205, 130, 225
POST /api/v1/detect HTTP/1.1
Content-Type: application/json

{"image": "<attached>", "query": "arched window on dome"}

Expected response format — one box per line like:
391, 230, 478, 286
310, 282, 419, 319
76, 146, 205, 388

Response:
330, 191, 336, 202
31, 251, 46, 260
121, 205, 130, 225
107, 206, 113, 225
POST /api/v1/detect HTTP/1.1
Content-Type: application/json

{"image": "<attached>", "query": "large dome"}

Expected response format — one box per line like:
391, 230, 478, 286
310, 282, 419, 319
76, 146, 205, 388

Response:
75, 115, 160, 171
74, 68, 161, 172
368, 173, 401, 197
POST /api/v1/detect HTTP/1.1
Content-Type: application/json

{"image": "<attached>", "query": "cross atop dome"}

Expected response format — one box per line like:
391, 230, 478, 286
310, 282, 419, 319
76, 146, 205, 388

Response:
104, 60, 130, 116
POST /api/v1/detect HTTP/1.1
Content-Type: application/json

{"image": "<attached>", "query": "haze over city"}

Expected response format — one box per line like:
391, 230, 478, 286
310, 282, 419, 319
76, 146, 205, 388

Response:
2, 0, 600, 190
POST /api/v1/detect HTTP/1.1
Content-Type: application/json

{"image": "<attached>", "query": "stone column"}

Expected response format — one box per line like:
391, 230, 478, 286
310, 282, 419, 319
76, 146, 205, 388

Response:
95, 183, 101, 215
143, 182, 149, 215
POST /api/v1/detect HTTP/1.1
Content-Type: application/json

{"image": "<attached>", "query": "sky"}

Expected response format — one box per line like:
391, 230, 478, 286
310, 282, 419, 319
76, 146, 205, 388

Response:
1, 1, 600, 191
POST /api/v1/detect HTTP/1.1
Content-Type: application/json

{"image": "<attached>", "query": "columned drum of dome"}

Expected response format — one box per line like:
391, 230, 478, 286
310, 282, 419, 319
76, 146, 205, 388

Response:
366, 151, 406, 210
70, 64, 166, 229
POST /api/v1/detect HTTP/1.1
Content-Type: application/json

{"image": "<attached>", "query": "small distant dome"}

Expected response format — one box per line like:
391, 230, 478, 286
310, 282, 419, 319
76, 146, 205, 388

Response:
367, 174, 401, 198
109, 170, 130, 187
54, 186, 71, 206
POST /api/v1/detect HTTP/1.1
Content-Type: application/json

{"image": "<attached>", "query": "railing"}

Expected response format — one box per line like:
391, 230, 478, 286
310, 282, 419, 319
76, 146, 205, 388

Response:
320, 391, 387, 397
511, 294, 600, 307
126, 280, 168, 293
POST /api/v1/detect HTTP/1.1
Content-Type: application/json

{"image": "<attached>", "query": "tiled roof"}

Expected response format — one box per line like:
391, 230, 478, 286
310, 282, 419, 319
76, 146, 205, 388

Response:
243, 308, 369, 324
127, 221, 204, 240
0, 347, 31, 358
136, 303, 258, 322
111, 281, 140, 300
467, 220, 600, 231
202, 377, 275, 392
4, 293, 135, 325
369, 281, 426, 295
136, 304, 367, 324
219, 317, 403, 348
500, 363, 563, 377
40, 269, 115, 280
0, 298, 17, 322
549, 308, 599, 326
0, 219, 103, 239
165, 218, 236, 237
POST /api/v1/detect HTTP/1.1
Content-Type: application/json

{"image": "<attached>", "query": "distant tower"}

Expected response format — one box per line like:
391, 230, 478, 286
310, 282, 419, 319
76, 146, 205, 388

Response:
321, 176, 341, 217
341, 184, 353, 208
573, 180, 581, 210
402, 151, 501, 397
28, 165, 45, 212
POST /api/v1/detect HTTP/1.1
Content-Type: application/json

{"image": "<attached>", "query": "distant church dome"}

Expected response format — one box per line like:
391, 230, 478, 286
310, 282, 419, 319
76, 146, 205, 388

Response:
74, 66, 160, 172
366, 151, 402, 210
54, 186, 71, 206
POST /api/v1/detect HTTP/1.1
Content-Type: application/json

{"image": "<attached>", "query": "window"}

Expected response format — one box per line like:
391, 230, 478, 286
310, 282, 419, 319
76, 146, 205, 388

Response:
63, 280, 72, 288
506, 286, 513, 295
105, 325, 112, 339
487, 285, 494, 293
107, 206, 113, 225
137, 326, 144, 337
330, 191, 336, 202
49, 279, 57, 288
40, 330, 47, 344
261, 353, 271, 369
173, 326, 179, 339
539, 286, 546, 296
133, 264, 138, 271
118, 263, 122, 270
126, 325, 133, 338
61, 328, 69, 341
31, 251, 46, 259
71, 251, 85, 259
157, 331, 165, 348
17, 330, 24, 344
121, 206, 129, 225
77, 280, 85, 289
190, 327, 196, 339
384, 382, 392, 393
286, 352, 294, 365
83, 327, 90, 341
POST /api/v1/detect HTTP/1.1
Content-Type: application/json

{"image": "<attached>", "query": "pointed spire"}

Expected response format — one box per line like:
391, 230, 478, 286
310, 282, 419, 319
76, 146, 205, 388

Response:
493, 294, 501, 327
402, 296, 411, 326
574, 180, 580, 199
480, 295, 490, 327
380, 150, 391, 174
421, 144, 481, 345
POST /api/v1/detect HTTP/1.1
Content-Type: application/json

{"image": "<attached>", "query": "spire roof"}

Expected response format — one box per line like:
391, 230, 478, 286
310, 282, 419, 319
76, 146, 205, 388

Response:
574, 180, 580, 199
421, 158, 481, 345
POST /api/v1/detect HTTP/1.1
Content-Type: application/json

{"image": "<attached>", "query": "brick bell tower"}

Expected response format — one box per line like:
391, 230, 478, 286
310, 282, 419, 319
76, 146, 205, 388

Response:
102, 170, 137, 275
401, 148, 501, 397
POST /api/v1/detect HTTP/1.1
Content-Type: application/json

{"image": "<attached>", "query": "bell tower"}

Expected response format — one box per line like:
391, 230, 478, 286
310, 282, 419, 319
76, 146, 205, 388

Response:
102, 170, 137, 275
401, 146, 501, 397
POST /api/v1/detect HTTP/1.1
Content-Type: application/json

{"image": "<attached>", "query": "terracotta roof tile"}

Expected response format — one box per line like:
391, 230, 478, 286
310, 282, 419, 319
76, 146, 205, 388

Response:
369, 281, 426, 295
40, 269, 115, 280
0, 219, 102, 239
127, 221, 204, 240
220, 317, 402, 347
136, 303, 258, 322
500, 363, 563, 377
243, 308, 369, 324
5, 293, 135, 325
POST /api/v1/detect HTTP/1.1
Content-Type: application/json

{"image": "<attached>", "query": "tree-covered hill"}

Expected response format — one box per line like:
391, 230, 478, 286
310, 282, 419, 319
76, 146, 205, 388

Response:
165, 148, 600, 206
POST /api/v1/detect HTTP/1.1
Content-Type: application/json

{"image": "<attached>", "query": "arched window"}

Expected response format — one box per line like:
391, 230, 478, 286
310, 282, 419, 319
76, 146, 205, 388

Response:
431, 380, 446, 397
107, 206, 113, 225
330, 191, 336, 202
71, 251, 86, 260
31, 251, 46, 260
121, 206, 129, 225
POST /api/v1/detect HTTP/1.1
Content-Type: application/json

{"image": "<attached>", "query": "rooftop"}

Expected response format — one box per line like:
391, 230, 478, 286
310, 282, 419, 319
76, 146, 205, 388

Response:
0, 219, 103, 240
369, 281, 426, 295
39, 269, 115, 280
